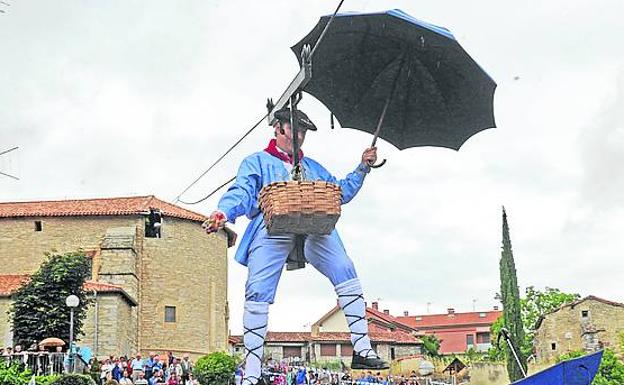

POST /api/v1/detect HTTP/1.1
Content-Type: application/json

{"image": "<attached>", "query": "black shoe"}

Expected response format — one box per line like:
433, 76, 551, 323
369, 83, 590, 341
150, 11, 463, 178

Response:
351, 352, 390, 370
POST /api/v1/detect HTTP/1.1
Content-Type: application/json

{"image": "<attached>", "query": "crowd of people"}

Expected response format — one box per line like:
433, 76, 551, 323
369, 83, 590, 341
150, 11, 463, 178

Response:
1, 344, 66, 374
245, 360, 432, 385
96, 352, 196, 385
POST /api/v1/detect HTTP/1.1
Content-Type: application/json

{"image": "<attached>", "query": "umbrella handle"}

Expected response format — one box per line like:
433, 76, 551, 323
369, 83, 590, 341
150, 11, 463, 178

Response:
369, 159, 387, 168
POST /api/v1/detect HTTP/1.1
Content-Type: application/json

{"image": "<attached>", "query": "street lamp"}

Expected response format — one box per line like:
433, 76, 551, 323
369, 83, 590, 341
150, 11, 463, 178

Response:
65, 295, 80, 373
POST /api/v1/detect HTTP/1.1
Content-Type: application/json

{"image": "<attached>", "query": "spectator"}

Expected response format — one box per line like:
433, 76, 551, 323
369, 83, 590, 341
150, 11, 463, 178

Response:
135, 370, 148, 385
144, 352, 156, 380
170, 357, 183, 378
167, 372, 181, 385
119, 370, 133, 385
152, 355, 163, 374
180, 354, 193, 383
166, 352, 174, 367
112, 358, 123, 381
100, 359, 114, 385
184, 373, 198, 385
131, 353, 144, 382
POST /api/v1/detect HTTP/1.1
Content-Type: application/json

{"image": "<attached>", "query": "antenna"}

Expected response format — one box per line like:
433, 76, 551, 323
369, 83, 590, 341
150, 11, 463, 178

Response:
426, 302, 431, 314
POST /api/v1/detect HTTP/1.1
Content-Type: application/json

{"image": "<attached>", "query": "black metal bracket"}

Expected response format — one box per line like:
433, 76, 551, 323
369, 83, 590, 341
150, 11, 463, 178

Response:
267, 44, 312, 126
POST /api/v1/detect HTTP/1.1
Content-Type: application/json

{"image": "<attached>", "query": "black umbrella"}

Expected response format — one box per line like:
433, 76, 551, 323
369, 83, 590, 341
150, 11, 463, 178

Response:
291, 9, 496, 161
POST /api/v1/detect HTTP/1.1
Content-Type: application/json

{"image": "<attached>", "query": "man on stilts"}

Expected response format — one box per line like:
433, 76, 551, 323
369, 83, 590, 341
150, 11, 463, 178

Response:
204, 108, 388, 385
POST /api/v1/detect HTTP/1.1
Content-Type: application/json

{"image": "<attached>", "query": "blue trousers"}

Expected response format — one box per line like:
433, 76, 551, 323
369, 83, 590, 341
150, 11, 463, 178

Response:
245, 226, 358, 303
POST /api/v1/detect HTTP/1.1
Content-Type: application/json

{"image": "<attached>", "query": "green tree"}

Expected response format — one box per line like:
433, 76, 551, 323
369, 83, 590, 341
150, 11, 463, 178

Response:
499, 208, 527, 382
521, 286, 580, 352
193, 352, 238, 385
421, 334, 442, 358
10, 251, 92, 347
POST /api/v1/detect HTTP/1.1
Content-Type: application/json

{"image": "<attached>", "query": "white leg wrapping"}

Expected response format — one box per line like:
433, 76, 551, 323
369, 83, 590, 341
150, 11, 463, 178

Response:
243, 301, 269, 385
334, 278, 377, 358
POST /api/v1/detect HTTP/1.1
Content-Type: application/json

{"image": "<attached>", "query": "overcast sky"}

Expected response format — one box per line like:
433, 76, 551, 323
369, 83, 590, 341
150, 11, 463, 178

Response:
1, 0, 623, 335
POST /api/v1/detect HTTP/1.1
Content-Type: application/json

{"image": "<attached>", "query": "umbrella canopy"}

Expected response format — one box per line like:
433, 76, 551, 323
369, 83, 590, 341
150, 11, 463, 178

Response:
510, 350, 603, 385
292, 9, 496, 151
39, 337, 65, 347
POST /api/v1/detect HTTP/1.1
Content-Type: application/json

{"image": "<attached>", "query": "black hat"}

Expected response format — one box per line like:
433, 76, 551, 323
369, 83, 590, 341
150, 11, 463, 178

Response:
273, 108, 317, 131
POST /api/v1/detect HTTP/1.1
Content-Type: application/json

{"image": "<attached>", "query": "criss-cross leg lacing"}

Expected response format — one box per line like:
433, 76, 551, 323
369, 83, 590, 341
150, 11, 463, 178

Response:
335, 278, 377, 358
243, 301, 269, 385
244, 323, 267, 364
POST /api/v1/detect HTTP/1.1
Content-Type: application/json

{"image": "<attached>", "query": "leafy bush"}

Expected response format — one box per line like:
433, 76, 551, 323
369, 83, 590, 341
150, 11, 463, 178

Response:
193, 352, 238, 385
0, 361, 59, 385
52, 374, 96, 385
35, 375, 61, 385
0, 361, 32, 385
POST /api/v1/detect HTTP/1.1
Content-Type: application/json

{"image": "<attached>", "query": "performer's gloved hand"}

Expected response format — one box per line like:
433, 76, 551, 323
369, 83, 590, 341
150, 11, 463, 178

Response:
361, 147, 377, 167
202, 211, 227, 234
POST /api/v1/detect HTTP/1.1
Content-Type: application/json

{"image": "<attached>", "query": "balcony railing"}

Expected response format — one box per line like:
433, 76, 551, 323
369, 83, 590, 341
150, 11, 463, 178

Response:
1, 352, 78, 375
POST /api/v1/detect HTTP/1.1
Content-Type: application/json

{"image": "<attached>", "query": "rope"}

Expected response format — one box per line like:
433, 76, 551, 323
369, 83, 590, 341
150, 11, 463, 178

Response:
173, 0, 347, 205
172, 112, 267, 204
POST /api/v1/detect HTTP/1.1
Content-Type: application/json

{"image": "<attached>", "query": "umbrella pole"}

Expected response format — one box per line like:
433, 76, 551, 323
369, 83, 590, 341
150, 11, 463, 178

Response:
290, 92, 304, 181
368, 92, 392, 168
368, 54, 406, 169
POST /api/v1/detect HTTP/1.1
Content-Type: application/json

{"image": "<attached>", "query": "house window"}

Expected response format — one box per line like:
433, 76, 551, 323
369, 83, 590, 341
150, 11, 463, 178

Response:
320, 344, 336, 356
466, 334, 474, 347
551, 342, 557, 351
477, 332, 491, 344
582, 310, 589, 318
34, 221, 42, 231
340, 344, 353, 357
165, 306, 176, 322
391, 347, 396, 360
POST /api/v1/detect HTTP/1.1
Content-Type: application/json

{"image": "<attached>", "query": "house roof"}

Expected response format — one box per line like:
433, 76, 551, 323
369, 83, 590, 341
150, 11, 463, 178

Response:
0, 195, 207, 222
534, 295, 624, 330
397, 310, 502, 329
0, 274, 138, 306
313, 305, 416, 333
230, 330, 421, 345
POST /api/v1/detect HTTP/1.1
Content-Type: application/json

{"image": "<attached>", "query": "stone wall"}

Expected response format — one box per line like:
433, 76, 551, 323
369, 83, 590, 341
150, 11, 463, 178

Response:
139, 218, 228, 357
0, 298, 12, 347
0, 214, 229, 359
0, 216, 133, 275
80, 293, 137, 357
534, 298, 624, 362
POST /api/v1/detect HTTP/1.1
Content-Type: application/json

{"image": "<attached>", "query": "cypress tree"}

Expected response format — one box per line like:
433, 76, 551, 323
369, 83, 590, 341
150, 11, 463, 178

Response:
499, 207, 527, 382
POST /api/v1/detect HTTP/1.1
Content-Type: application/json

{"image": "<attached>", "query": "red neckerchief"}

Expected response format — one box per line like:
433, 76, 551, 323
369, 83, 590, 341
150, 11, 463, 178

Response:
264, 139, 303, 164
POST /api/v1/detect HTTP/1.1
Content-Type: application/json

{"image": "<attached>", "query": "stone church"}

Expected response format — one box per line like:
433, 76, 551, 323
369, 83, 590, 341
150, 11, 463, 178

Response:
0, 196, 230, 358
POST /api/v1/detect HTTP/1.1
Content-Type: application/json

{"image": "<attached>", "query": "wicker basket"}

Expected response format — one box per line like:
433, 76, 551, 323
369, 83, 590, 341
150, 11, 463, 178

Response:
259, 181, 342, 235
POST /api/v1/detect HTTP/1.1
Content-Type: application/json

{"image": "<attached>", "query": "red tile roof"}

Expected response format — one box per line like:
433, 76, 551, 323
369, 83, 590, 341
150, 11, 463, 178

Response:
230, 330, 420, 345
0, 274, 137, 306
0, 274, 29, 296
367, 307, 415, 332
0, 195, 207, 222
313, 305, 417, 333
397, 310, 502, 330
266, 332, 312, 342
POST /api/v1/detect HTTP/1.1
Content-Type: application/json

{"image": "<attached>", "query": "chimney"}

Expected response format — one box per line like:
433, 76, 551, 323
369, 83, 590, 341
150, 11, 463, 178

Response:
403, 311, 409, 317
372, 301, 379, 311
494, 306, 499, 311
383, 309, 390, 315
447, 308, 455, 315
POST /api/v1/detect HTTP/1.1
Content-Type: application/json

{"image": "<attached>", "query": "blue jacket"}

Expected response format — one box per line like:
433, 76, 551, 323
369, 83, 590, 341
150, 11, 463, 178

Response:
218, 151, 369, 266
